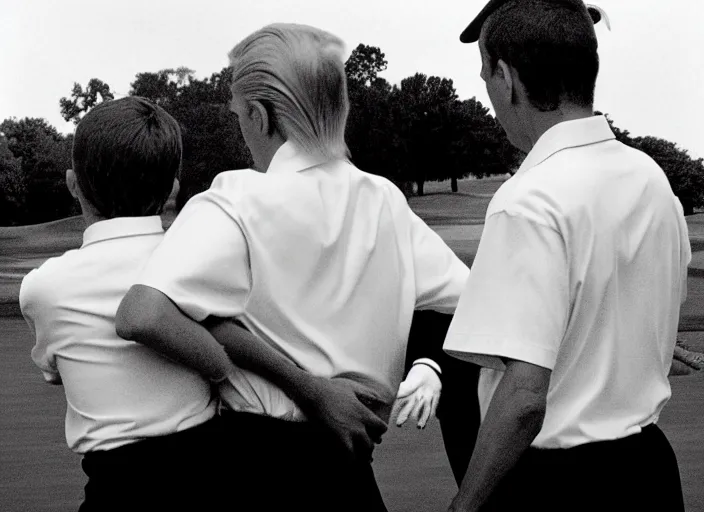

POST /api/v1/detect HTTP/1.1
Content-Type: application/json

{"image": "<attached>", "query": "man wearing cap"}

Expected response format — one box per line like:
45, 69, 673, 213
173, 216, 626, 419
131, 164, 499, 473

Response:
444, 1, 689, 511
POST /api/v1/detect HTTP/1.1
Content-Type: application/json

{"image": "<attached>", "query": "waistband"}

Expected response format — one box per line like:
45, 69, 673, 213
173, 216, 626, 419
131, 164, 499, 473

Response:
528, 423, 664, 461
83, 417, 222, 463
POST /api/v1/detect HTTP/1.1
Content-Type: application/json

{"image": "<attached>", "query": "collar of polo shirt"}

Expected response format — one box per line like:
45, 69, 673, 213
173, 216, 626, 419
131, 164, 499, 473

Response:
266, 141, 331, 175
82, 216, 164, 248
516, 115, 616, 175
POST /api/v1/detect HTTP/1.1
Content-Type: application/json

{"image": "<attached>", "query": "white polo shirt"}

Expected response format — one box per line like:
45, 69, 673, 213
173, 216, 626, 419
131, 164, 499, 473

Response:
444, 115, 691, 449
20, 217, 217, 453
137, 142, 469, 421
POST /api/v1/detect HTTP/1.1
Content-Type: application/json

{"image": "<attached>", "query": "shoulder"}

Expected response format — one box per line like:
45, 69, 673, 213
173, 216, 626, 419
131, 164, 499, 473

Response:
209, 168, 264, 191
206, 168, 296, 208
176, 169, 264, 222
345, 163, 410, 209
19, 251, 80, 316
487, 172, 564, 232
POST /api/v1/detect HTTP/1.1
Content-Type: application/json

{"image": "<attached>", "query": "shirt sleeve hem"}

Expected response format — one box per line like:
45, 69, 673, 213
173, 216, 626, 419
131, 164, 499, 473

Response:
443, 333, 557, 371
135, 280, 210, 323
412, 358, 442, 375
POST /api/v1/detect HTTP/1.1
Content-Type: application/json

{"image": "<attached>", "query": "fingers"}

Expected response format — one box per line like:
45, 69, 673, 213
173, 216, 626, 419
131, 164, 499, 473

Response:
418, 398, 432, 429
350, 427, 375, 463
394, 396, 415, 427
417, 390, 441, 429
365, 410, 388, 441
430, 393, 439, 420
394, 391, 438, 429
390, 398, 402, 423
336, 423, 370, 463
411, 394, 426, 428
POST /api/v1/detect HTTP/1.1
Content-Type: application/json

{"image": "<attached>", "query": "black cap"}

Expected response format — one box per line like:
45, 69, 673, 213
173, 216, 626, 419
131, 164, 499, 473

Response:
459, 0, 605, 43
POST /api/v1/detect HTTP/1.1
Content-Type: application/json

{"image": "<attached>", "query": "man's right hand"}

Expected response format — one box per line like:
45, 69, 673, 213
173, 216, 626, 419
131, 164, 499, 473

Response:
301, 375, 389, 461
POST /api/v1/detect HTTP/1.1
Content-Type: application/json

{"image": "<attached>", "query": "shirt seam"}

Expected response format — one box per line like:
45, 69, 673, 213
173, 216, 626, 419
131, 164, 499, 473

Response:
485, 209, 563, 237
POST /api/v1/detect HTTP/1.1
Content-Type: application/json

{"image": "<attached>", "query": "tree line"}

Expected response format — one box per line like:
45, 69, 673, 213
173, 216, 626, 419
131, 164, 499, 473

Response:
1, 44, 702, 226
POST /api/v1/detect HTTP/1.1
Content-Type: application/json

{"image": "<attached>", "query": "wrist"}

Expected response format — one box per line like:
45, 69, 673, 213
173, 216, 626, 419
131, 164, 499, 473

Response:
297, 372, 324, 407
412, 358, 442, 377
278, 369, 319, 409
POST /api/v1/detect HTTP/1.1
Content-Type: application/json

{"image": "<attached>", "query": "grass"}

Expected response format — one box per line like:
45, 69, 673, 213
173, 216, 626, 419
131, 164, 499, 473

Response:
0, 177, 702, 511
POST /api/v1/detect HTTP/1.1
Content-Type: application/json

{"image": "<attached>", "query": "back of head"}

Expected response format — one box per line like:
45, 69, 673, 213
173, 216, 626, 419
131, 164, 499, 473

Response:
228, 23, 350, 160
483, 0, 599, 111
72, 96, 182, 218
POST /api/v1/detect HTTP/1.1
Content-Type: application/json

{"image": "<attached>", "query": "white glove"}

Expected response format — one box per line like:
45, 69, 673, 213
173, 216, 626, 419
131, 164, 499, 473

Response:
391, 363, 442, 429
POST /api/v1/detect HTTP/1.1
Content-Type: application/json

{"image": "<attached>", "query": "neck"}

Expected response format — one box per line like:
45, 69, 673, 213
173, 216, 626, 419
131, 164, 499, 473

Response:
77, 197, 106, 229
258, 133, 287, 172
81, 211, 105, 229
521, 105, 594, 152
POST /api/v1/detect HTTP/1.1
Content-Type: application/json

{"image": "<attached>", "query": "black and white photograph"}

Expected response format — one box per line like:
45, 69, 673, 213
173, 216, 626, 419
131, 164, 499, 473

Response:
1, 0, 703, 510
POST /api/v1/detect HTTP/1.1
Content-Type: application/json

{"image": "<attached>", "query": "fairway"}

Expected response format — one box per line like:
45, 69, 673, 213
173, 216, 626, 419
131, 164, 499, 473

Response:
1, 178, 703, 511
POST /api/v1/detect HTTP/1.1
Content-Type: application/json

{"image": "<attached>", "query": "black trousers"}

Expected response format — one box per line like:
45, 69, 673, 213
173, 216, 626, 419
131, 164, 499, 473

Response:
482, 423, 685, 512
219, 409, 388, 512
78, 417, 224, 512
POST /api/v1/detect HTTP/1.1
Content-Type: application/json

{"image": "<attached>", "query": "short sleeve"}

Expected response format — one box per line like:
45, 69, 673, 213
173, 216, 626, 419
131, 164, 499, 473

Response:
443, 211, 569, 371
410, 211, 470, 313
137, 192, 251, 322
676, 199, 692, 305
20, 269, 61, 383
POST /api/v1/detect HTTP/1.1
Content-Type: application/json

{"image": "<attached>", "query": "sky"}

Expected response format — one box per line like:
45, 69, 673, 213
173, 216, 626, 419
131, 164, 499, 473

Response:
1, 0, 702, 158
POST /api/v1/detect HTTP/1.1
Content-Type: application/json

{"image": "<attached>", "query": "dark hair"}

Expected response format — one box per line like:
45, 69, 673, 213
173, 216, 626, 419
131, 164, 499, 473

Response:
483, 0, 599, 111
72, 96, 182, 218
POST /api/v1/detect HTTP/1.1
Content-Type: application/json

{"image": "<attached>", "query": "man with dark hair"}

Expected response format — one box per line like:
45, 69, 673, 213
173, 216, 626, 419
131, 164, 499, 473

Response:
19, 97, 228, 511
444, 1, 689, 511
71, 97, 181, 218
21, 94, 410, 510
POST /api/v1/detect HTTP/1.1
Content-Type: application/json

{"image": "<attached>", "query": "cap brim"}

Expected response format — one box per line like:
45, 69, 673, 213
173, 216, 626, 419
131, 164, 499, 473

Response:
459, 0, 506, 44
460, 1, 606, 44
586, 5, 602, 23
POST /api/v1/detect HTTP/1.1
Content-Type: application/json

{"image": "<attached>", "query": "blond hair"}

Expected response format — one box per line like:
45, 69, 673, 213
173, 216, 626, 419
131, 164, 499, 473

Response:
228, 23, 350, 160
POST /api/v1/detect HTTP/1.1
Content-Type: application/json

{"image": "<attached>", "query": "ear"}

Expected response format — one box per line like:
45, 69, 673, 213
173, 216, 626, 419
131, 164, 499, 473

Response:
496, 59, 515, 104
248, 100, 272, 137
66, 169, 80, 199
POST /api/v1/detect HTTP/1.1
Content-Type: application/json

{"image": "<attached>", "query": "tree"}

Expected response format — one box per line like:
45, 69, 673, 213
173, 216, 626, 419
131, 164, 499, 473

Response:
391, 73, 459, 195
344, 44, 518, 197
600, 113, 704, 215
129, 68, 193, 106
129, 67, 252, 208
60, 78, 115, 125
633, 136, 704, 215
0, 133, 26, 225
0, 118, 76, 224
345, 44, 388, 87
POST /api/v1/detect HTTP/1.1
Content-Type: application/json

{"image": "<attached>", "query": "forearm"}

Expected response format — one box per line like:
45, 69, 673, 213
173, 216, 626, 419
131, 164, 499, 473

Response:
116, 285, 234, 382
453, 382, 545, 510
405, 310, 452, 376
208, 319, 320, 407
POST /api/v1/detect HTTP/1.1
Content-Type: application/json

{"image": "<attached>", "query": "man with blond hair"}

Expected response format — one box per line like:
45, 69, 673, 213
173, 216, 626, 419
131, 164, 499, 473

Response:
117, 23, 470, 511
